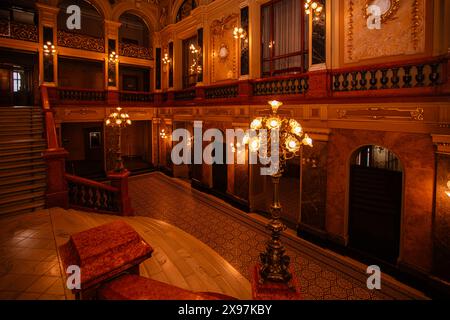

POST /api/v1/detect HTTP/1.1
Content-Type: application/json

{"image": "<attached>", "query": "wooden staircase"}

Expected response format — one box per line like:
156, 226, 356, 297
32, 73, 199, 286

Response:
0, 106, 47, 216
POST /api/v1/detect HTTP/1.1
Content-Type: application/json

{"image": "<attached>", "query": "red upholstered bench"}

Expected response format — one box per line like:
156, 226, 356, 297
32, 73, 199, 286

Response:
98, 274, 237, 300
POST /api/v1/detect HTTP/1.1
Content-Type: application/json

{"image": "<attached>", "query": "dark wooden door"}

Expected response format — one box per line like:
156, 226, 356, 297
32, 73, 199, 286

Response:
212, 142, 227, 193
0, 67, 12, 106
349, 165, 402, 264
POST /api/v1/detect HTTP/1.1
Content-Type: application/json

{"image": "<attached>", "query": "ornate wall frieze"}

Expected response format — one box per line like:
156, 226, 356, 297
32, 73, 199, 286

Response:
336, 107, 424, 120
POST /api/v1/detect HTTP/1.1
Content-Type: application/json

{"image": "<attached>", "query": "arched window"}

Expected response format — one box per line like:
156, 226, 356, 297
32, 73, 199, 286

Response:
58, 0, 104, 38
176, 0, 198, 23
261, 0, 311, 77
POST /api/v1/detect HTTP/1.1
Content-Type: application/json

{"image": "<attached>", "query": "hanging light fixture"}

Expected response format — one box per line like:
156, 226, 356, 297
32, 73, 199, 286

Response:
160, 129, 168, 139
305, 0, 324, 16
43, 41, 56, 56
162, 52, 171, 65
233, 26, 247, 40
109, 51, 119, 64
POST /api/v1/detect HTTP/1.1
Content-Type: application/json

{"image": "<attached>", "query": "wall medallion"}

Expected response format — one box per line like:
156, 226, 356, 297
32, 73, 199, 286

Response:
363, 0, 400, 23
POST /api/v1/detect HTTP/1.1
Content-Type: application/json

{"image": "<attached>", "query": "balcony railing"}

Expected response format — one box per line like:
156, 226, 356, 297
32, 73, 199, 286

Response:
252, 74, 309, 96
0, 19, 38, 42
57, 30, 105, 53
205, 84, 239, 99
66, 174, 120, 214
119, 42, 153, 60
48, 55, 449, 107
331, 56, 448, 93
119, 91, 154, 103
174, 88, 196, 101
57, 87, 106, 103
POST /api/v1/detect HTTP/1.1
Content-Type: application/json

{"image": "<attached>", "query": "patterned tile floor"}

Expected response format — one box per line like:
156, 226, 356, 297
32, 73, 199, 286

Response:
0, 211, 65, 300
130, 173, 423, 300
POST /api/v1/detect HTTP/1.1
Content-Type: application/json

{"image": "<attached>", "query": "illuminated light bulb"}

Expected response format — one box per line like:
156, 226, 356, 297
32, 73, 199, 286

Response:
268, 100, 283, 113
266, 117, 281, 129
121, 114, 126, 118
126, 119, 132, 125
289, 119, 302, 134
302, 134, 313, 147
311, 2, 318, 9
105, 119, 111, 125
112, 113, 118, 117
242, 133, 250, 145
286, 136, 300, 152
116, 119, 122, 125
249, 138, 260, 152
250, 118, 263, 130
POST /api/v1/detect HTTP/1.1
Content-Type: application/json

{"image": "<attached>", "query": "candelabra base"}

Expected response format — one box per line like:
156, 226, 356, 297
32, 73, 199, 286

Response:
251, 264, 301, 300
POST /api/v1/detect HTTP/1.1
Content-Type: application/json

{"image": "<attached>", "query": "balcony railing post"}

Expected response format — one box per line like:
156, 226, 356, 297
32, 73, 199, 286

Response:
107, 170, 134, 216
154, 92, 163, 106
167, 90, 175, 103
195, 85, 205, 101
306, 70, 329, 99
43, 148, 69, 209
238, 80, 253, 100
107, 90, 119, 106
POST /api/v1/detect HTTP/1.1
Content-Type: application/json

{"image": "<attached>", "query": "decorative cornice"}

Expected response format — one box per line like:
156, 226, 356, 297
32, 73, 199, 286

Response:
432, 134, 450, 154
336, 107, 424, 121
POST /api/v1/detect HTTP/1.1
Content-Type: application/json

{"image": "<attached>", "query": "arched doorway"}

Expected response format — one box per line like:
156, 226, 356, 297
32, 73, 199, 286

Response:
348, 145, 403, 264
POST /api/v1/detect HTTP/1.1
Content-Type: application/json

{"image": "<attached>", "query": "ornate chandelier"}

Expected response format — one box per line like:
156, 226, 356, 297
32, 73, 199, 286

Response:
105, 107, 132, 172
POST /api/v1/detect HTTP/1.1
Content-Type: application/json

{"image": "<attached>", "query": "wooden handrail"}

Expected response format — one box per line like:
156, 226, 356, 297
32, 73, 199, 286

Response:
41, 85, 59, 150
330, 54, 449, 74
118, 90, 154, 95
250, 72, 309, 83
65, 174, 119, 193
57, 86, 106, 93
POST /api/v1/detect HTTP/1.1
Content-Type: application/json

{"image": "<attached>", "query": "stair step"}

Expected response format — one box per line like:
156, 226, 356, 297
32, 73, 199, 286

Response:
0, 129, 43, 135
0, 191, 45, 206
0, 116, 43, 124
0, 144, 46, 153
0, 155, 43, 163
0, 161, 45, 171
0, 138, 46, 146
0, 182, 46, 196
0, 168, 46, 179
0, 134, 43, 141
0, 125, 43, 131
0, 174, 46, 186
1, 149, 44, 157
0, 200, 46, 216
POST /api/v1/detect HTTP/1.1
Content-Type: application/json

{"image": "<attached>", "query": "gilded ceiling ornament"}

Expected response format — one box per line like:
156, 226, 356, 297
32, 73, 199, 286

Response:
363, 0, 401, 23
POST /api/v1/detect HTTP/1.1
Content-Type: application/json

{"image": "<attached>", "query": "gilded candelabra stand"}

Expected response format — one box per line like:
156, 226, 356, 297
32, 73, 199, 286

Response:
249, 100, 313, 285
105, 107, 132, 172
